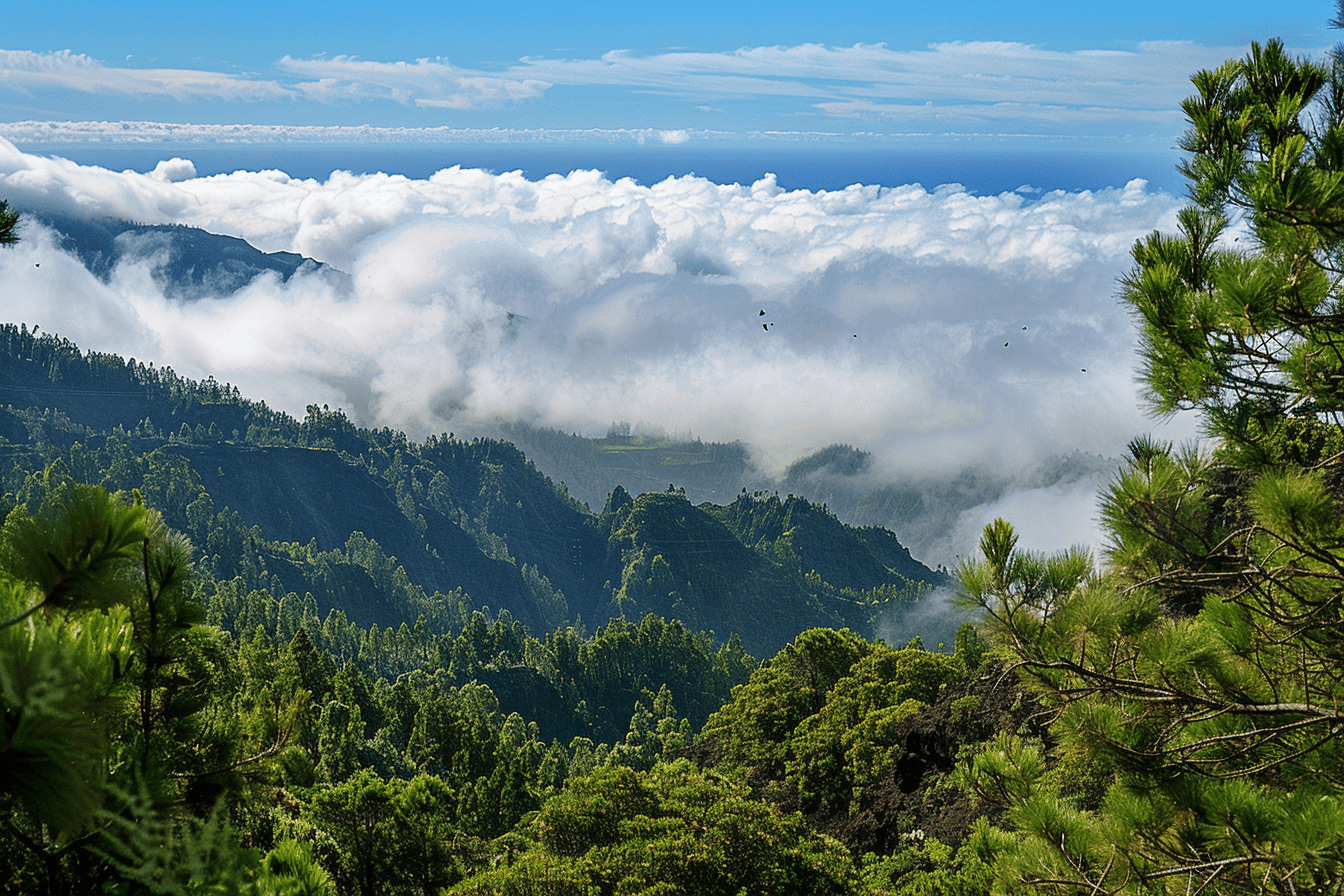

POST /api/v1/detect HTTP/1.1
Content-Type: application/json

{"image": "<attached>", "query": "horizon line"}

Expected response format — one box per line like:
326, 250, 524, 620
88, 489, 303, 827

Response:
0, 120, 1180, 149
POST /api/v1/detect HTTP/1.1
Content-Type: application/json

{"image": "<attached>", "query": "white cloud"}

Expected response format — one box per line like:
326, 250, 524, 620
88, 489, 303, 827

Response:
462, 40, 1252, 125
149, 157, 197, 182
814, 98, 1186, 126
0, 137, 197, 221
948, 475, 1110, 568
0, 137, 1191, 489
0, 120, 713, 144
0, 49, 289, 101
278, 56, 551, 109
0, 37, 1294, 129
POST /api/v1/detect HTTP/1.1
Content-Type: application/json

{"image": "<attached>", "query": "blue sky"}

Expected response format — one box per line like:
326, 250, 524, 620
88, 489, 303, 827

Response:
0, 1, 1335, 147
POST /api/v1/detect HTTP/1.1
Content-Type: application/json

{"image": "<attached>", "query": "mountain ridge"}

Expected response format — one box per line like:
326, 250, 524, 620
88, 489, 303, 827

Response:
0, 323, 949, 655
19, 207, 337, 299
12, 205, 1112, 570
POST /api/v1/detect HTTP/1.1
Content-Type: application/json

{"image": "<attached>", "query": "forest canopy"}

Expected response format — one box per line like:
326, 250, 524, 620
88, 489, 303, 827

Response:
957, 17, 1344, 895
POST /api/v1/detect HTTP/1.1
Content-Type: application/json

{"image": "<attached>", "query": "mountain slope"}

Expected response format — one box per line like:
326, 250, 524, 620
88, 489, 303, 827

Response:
21, 208, 334, 298
0, 323, 947, 654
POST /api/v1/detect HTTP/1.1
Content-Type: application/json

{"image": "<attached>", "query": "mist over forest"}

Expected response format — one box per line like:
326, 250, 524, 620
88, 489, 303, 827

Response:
0, 137, 1204, 564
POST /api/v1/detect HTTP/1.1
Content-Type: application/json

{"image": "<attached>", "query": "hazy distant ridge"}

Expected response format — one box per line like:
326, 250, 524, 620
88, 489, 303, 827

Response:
21, 208, 334, 299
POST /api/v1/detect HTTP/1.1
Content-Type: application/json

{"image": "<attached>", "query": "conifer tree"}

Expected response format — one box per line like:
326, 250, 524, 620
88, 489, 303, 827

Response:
0, 199, 17, 247
958, 9, 1344, 894
0, 480, 322, 893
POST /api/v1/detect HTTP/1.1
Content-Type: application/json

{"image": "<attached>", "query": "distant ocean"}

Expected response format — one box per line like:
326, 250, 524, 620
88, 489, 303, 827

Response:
18, 142, 1187, 197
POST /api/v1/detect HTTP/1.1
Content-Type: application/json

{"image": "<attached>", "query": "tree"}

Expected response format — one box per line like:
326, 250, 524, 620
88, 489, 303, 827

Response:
786, 646, 961, 817
696, 627, 874, 784
0, 199, 17, 247
957, 15, 1344, 894
448, 760, 862, 896
0, 480, 319, 894
0, 484, 143, 890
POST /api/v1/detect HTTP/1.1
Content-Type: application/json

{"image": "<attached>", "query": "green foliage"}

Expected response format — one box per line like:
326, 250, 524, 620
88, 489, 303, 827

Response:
0, 457, 987, 894
0, 238, 980, 892
0, 577, 133, 837
698, 628, 873, 780
952, 621, 985, 672
97, 779, 338, 896
0, 328, 947, 659
697, 628, 965, 820
787, 648, 961, 816
956, 22, 1344, 890
1127, 35, 1344, 462
0, 477, 333, 893
97, 782, 257, 895
256, 839, 337, 896
296, 769, 462, 896
0, 199, 17, 247
606, 684, 692, 771
954, 518, 1094, 662
959, 503, 1344, 889
1, 479, 147, 621
451, 760, 862, 896
561, 613, 753, 745
0, 483, 146, 844
858, 835, 996, 896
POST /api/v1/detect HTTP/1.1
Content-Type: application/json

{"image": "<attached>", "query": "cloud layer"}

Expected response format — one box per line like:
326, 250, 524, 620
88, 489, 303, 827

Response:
0, 139, 1199, 557
0, 39, 1266, 134
0, 49, 290, 101
0, 120, 760, 146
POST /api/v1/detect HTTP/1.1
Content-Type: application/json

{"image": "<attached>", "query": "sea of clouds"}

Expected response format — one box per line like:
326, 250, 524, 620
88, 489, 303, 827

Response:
0, 137, 1201, 558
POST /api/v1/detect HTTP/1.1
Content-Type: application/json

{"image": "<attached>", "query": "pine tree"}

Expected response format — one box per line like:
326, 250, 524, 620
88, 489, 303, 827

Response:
957, 11, 1344, 895
0, 480, 323, 893
0, 200, 17, 247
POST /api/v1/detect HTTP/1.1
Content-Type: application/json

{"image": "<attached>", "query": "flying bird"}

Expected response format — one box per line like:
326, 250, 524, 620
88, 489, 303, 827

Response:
1004, 342, 1009, 347
758, 309, 765, 316
763, 323, 769, 331
1021, 325, 1026, 330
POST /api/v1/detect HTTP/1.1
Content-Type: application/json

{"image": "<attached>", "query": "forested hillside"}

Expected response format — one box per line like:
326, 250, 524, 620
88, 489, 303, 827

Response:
0, 322, 946, 657
13, 201, 1118, 568
491, 422, 1116, 567
490, 420, 763, 508
0, 247, 1046, 894
0, 330, 1010, 894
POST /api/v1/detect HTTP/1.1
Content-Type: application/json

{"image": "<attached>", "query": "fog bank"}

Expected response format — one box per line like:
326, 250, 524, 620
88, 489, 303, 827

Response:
0, 138, 1198, 556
